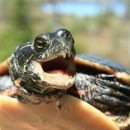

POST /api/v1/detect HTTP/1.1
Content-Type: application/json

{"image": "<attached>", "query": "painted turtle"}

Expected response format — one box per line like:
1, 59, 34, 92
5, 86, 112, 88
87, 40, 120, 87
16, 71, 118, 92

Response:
0, 29, 130, 130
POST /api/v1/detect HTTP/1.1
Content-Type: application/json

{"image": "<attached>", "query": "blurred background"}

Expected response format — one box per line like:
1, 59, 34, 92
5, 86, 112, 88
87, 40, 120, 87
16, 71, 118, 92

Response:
0, 0, 130, 67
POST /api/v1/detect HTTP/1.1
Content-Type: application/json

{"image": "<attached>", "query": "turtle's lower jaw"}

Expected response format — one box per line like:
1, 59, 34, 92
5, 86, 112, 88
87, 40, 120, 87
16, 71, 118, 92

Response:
30, 55, 76, 89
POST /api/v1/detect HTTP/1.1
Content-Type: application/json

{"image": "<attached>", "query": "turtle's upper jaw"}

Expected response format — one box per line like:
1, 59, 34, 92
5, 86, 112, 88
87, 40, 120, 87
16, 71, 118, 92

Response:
31, 54, 76, 90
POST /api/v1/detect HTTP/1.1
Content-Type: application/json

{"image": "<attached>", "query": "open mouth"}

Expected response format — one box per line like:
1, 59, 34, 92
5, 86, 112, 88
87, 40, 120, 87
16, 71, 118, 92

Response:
31, 55, 76, 89
42, 56, 75, 75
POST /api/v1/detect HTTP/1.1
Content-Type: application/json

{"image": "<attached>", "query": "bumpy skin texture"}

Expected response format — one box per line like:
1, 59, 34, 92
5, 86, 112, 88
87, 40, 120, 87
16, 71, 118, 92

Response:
69, 55, 130, 129
10, 30, 74, 89
9, 29, 75, 103
68, 73, 130, 113
68, 73, 130, 129
71, 55, 130, 112
0, 29, 130, 129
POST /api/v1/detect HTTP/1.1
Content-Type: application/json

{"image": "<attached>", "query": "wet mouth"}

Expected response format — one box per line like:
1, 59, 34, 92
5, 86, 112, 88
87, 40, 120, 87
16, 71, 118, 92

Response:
42, 56, 75, 76
35, 55, 76, 89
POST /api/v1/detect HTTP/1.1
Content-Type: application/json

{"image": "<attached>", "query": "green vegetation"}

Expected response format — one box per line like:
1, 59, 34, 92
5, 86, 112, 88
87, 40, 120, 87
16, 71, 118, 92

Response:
0, 0, 33, 61
0, 1, 130, 67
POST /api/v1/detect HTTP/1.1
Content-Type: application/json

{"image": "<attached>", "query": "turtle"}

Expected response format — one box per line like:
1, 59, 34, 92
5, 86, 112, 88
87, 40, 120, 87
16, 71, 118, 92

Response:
0, 28, 130, 130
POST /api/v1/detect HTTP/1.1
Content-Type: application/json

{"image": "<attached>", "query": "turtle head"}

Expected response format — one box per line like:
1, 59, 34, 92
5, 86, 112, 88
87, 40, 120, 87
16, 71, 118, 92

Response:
10, 29, 76, 98
34, 29, 75, 60
31, 28, 76, 89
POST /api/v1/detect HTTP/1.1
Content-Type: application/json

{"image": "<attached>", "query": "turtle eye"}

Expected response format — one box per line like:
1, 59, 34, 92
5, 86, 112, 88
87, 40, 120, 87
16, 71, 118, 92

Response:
57, 29, 71, 39
34, 37, 47, 51
57, 30, 67, 38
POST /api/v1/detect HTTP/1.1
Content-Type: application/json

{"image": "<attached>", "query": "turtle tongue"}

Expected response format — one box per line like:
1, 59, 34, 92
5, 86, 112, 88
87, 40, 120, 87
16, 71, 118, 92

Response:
47, 70, 70, 76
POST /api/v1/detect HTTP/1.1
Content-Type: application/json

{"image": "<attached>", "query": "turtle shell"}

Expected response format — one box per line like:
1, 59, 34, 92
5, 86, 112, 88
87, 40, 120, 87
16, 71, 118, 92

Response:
0, 58, 10, 75
75, 54, 130, 85
72, 54, 130, 129
0, 54, 130, 129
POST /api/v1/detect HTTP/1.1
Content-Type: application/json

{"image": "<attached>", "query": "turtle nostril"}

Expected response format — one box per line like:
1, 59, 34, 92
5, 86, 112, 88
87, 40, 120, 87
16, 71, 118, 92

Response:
66, 32, 71, 38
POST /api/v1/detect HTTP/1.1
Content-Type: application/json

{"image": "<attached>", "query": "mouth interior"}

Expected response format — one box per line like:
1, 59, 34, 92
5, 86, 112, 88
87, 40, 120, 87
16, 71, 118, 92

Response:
42, 56, 75, 76
38, 56, 76, 89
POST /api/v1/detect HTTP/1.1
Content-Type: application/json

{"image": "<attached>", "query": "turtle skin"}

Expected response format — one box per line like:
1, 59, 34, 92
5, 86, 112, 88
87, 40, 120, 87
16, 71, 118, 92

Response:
0, 55, 130, 129
68, 54, 130, 129
0, 29, 130, 129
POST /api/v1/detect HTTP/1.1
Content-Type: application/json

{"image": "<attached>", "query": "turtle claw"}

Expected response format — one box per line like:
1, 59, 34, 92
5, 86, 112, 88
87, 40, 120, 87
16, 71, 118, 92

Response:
98, 79, 130, 96
94, 95, 130, 108
99, 88, 130, 102
93, 79, 130, 109
97, 74, 130, 96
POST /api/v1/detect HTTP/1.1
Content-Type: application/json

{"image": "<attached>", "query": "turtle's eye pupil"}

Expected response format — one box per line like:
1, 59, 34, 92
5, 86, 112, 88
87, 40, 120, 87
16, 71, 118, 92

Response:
61, 32, 66, 38
34, 37, 47, 51
57, 30, 66, 38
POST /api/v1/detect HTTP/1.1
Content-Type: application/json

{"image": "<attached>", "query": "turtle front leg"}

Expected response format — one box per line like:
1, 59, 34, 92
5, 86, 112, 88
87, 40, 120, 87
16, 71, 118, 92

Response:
69, 73, 130, 112
70, 73, 130, 129
94, 77, 130, 108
